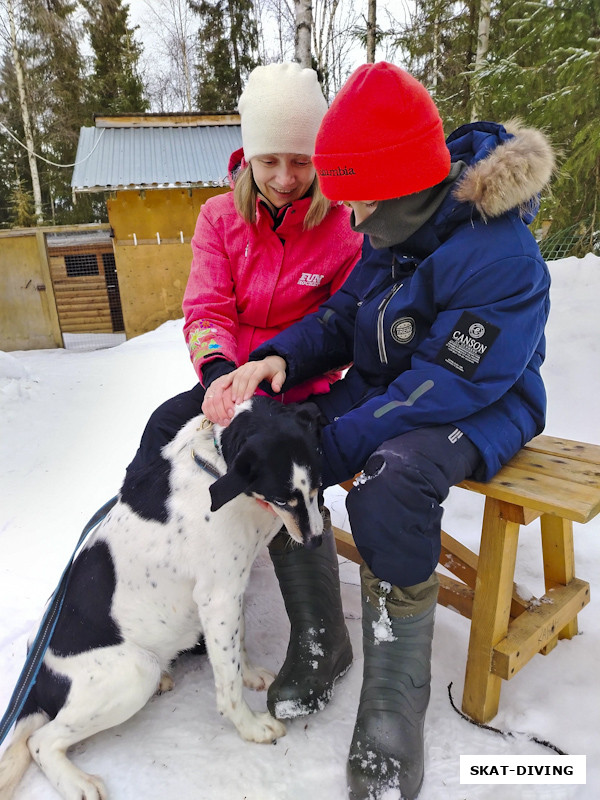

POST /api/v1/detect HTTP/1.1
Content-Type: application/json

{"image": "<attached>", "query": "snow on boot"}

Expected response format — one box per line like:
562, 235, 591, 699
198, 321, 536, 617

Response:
347, 565, 438, 800
267, 513, 353, 719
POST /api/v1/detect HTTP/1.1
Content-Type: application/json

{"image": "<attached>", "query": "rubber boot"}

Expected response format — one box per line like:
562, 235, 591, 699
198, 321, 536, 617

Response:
347, 564, 439, 800
267, 511, 353, 719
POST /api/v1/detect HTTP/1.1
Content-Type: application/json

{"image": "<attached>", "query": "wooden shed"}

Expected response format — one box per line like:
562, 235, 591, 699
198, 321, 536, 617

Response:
71, 114, 242, 339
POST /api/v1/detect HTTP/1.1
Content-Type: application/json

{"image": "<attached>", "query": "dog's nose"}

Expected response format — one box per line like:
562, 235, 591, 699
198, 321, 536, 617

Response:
304, 534, 323, 550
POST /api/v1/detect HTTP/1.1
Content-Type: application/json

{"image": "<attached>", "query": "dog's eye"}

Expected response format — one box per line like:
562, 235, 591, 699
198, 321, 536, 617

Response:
272, 499, 287, 507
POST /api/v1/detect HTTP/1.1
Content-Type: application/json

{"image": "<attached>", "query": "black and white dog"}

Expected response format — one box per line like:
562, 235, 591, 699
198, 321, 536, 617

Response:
0, 397, 323, 800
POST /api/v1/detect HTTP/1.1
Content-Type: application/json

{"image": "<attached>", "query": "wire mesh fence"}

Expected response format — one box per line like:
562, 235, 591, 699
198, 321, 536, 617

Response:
538, 220, 598, 261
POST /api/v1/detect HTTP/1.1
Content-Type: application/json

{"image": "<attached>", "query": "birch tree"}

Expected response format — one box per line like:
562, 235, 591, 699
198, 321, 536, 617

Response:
142, 0, 198, 112
255, 0, 295, 62
1, 0, 88, 225
294, 0, 312, 67
366, 0, 377, 62
2, 0, 43, 222
313, 0, 360, 98
470, 0, 490, 120
251, 0, 359, 94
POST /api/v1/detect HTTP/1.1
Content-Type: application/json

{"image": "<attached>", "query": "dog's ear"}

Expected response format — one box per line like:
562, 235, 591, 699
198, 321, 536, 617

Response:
209, 445, 257, 511
290, 402, 324, 431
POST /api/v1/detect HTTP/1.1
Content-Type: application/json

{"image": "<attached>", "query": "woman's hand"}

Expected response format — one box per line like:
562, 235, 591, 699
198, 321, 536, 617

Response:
202, 356, 287, 426
202, 373, 236, 426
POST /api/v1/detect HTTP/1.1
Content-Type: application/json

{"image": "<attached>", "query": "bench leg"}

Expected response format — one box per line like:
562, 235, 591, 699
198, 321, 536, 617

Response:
540, 514, 578, 646
462, 498, 520, 723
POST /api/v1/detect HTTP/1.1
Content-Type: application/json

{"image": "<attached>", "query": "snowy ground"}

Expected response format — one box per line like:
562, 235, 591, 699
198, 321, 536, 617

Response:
1, 254, 599, 799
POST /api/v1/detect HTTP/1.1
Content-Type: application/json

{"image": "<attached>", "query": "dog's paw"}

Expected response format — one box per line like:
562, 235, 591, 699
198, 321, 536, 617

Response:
157, 672, 174, 694
63, 772, 108, 800
239, 711, 286, 744
242, 664, 276, 691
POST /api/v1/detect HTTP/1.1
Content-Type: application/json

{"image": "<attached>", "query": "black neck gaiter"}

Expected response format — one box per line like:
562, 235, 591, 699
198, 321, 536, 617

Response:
351, 161, 465, 249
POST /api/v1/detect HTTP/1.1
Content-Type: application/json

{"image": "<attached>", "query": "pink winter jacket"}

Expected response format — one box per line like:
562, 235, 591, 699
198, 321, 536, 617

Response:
182, 190, 362, 403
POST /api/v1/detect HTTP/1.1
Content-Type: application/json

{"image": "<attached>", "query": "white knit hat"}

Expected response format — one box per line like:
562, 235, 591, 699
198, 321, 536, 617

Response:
238, 62, 328, 161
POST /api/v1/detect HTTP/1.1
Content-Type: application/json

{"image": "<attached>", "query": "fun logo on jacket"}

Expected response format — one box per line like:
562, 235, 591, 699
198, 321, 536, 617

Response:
298, 272, 324, 287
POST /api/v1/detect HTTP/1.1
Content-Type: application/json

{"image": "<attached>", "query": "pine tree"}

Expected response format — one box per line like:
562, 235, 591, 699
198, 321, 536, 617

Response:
191, 0, 260, 112
392, 1, 479, 130
82, 0, 148, 115
477, 1, 600, 251
9, 165, 36, 226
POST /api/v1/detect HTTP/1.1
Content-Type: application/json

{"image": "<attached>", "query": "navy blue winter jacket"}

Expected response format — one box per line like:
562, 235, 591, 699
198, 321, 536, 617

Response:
251, 122, 554, 485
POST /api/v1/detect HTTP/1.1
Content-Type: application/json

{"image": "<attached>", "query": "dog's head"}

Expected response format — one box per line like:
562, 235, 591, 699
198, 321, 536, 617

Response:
209, 398, 324, 548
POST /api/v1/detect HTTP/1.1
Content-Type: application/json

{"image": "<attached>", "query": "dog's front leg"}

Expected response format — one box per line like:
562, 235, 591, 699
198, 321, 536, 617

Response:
198, 590, 286, 744
239, 608, 277, 691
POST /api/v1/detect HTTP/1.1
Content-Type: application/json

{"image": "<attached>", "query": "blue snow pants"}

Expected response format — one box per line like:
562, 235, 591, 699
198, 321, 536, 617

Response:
345, 425, 482, 589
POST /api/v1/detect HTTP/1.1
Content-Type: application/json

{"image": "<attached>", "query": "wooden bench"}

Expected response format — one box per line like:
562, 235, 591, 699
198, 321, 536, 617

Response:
332, 434, 600, 724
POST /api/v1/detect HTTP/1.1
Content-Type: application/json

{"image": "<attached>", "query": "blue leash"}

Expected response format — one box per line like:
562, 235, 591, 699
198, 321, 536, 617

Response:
0, 495, 118, 746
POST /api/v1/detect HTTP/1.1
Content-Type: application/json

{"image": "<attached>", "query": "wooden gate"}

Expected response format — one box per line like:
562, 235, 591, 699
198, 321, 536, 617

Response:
0, 229, 62, 351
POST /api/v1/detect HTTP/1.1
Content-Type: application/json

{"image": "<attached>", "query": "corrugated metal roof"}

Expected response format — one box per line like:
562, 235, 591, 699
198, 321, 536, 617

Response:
71, 125, 242, 192
46, 229, 113, 248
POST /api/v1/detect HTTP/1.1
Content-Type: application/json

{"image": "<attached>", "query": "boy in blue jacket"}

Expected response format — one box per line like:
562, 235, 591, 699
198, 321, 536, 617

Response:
204, 63, 555, 800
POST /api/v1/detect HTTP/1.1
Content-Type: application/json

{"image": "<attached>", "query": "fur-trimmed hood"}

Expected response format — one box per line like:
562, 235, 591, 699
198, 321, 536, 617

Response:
353, 121, 556, 255
449, 120, 555, 220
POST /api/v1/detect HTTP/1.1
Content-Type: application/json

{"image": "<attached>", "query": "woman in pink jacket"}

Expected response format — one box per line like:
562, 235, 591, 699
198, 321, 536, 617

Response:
123, 63, 362, 721
184, 143, 359, 410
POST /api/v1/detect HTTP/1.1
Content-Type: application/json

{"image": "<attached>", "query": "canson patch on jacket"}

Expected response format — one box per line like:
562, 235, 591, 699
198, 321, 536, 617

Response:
188, 320, 222, 365
435, 311, 500, 379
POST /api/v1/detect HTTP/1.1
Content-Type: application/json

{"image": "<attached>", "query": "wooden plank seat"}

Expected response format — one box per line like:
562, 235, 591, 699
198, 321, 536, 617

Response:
332, 434, 600, 724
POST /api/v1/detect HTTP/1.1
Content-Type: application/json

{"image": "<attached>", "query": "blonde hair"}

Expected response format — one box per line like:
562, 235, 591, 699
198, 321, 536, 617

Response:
233, 164, 331, 231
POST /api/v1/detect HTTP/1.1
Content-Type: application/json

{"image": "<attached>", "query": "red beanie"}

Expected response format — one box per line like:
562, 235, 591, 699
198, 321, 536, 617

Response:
313, 62, 451, 201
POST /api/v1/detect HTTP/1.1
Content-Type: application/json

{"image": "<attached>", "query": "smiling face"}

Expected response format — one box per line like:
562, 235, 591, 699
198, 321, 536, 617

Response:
250, 154, 316, 208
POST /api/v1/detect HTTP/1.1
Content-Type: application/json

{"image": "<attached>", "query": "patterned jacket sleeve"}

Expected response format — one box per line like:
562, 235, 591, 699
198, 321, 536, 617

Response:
182, 205, 240, 385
